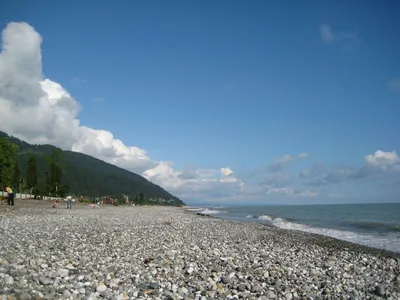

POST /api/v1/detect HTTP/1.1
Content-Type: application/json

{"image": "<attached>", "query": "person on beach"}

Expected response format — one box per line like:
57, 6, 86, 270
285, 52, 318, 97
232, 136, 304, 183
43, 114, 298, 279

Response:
53, 199, 59, 208
3, 185, 14, 206
66, 196, 73, 209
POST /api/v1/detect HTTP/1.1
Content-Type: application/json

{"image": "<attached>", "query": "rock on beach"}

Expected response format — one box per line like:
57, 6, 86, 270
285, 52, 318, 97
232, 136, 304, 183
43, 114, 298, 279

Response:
0, 201, 399, 299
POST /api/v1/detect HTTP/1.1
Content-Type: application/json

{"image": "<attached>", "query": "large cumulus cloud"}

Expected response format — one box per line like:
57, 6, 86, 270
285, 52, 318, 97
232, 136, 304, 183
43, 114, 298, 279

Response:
0, 22, 244, 199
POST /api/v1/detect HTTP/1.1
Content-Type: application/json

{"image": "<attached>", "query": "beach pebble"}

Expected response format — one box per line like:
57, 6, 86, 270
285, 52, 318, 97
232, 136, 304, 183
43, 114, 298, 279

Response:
96, 284, 107, 293
285, 292, 293, 300
0, 204, 398, 299
374, 285, 385, 296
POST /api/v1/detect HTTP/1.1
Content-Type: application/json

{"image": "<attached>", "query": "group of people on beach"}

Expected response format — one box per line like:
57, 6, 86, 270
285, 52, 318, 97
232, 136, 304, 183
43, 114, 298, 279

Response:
2, 185, 75, 209
53, 196, 74, 209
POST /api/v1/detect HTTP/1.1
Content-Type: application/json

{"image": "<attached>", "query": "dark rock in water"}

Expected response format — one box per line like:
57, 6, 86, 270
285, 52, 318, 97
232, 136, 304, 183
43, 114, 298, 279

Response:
374, 285, 385, 296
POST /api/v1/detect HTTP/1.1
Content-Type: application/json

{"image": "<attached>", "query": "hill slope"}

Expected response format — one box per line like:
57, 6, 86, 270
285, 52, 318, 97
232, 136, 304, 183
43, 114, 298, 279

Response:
0, 131, 184, 205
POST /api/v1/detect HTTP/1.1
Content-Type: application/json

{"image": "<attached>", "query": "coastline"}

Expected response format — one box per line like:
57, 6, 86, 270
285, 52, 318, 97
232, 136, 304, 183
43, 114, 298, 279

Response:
188, 209, 400, 259
1, 203, 399, 299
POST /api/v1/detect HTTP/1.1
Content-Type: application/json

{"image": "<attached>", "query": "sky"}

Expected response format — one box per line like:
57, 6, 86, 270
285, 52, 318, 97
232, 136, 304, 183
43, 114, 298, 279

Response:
0, 0, 399, 205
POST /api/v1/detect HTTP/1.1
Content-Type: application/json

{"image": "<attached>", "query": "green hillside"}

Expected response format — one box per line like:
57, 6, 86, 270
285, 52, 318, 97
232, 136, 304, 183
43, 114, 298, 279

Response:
0, 132, 184, 205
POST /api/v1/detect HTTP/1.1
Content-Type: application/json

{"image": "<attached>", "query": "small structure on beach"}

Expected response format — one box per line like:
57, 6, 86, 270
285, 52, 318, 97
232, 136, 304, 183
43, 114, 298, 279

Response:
101, 196, 117, 206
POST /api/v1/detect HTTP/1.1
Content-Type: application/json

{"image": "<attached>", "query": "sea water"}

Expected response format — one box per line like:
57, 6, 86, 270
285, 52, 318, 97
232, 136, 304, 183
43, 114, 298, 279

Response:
189, 203, 400, 253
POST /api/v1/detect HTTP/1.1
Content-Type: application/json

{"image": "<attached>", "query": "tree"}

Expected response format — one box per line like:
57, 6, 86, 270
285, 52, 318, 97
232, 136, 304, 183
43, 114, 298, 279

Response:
45, 148, 65, 197
26, 156, 38, 194
12, 164, 21, 193
0, 138, 19, 187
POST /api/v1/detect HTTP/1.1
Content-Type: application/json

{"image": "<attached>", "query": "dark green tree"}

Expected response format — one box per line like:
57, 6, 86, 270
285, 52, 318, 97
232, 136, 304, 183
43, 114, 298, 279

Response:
26, 156, 38, 194
12, 164, 21, 193
58, 184, 69, 198
45, 148, 65, 197
0, 138, 19, 187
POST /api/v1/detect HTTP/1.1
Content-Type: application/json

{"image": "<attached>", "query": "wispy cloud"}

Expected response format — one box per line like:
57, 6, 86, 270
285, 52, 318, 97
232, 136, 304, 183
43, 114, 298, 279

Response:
72, 76, 87, 83
319, 24, 361, 50
301, 150, 400, 187
94, 97, 105, 102
269, 153, 308, 173
320, 25, 335, 43
388, 77, 400, 92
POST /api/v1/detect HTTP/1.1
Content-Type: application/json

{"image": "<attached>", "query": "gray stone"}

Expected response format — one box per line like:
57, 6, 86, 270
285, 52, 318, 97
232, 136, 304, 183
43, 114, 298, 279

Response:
4, 275, 14, 285
39, 277, 52, 285
57, 269, 69, 278
63, 290, 71, 297
149, 282, 159, 289
374, 285, 385, 297
18, 293, 31, 300
96, 284, 107, 293
221, 276, 231, 284
285, 292, 293, 300
251, 283, 263, 292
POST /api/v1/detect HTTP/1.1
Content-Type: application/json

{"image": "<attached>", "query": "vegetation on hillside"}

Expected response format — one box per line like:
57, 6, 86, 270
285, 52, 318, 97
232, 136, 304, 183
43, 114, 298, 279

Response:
0, 138, 19, 188
0, 132, 184, 206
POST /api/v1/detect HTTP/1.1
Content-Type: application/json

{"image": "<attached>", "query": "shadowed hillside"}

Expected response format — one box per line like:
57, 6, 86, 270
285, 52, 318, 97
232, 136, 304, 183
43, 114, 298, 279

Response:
0, 131, 184, 205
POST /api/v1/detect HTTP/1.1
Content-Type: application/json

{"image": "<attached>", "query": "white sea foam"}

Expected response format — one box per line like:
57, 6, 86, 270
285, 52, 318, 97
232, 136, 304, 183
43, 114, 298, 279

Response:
271, 218, 400, 253
186, 207, 204, 212
200, 209, 226, 215
258, 215, 273, 221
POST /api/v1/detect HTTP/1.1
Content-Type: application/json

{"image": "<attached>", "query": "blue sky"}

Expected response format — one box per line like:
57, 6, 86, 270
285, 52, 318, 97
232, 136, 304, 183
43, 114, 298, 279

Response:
1, 0, 399, 204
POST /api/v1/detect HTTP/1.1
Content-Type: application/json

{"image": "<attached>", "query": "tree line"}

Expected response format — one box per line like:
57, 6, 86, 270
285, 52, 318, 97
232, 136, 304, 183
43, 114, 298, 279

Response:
0, 138, 68, 198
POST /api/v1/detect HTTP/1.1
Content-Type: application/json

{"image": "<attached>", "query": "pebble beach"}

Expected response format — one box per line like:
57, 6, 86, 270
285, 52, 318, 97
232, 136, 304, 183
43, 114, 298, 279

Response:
0, 201, 399, 300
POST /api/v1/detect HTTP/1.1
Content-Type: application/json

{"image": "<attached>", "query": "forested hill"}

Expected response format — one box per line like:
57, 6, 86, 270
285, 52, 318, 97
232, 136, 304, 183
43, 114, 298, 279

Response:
0, 131, 184, 205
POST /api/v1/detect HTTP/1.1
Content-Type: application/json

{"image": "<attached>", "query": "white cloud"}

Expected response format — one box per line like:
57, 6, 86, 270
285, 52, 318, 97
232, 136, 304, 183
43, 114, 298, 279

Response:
143, 163, 244, 197
297, 190, 317, 198
298, 153, 309, 159
364, 150, 399, 169
265, 187, 317, 198
0, 21, 244, 200
388, 77, 400, 92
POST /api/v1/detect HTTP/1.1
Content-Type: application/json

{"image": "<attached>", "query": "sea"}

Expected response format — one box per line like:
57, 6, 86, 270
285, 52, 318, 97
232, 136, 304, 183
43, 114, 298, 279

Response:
187, 203, 400, 253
